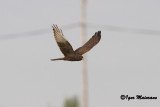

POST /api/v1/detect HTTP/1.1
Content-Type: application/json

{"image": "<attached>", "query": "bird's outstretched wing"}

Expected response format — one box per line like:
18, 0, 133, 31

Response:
75, 31, 101, 55
52, 25, 75, 56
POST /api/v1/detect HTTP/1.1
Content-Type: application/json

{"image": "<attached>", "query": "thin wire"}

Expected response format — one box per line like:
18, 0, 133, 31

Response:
87, 23, 160, 35
0, 22, 80, 40
1, 22, 160, 40
0, 28, 50, 40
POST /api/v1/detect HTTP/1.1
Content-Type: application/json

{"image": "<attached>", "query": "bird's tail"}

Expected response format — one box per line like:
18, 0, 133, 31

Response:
50, 57, 65, 61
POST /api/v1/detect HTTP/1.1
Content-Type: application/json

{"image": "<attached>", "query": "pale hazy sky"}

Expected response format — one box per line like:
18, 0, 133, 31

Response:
0, 0, 160, 107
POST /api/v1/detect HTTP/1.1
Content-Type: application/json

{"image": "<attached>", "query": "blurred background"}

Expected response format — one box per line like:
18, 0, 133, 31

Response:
0, 0, 160, 107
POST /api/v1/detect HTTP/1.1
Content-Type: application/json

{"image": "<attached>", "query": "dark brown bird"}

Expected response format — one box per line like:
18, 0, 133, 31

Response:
51, 25, 101, 61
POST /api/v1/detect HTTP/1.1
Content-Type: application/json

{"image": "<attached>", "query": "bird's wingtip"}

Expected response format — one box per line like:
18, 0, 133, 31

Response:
52, 24, 58, 29
98, 31, 101, 33
96, 31, 101, 36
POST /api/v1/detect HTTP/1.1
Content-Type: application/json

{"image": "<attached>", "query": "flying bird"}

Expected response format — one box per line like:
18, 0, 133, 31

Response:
51, 25, 101, 61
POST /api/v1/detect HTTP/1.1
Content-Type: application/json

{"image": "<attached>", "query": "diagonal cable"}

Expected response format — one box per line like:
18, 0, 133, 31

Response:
0, 22, 80, 40
1, 22, 160, 40
87, 23, 160, 35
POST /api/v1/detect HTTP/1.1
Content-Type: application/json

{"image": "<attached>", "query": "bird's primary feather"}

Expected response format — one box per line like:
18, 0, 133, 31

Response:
52, 25, 75, 57
75, 31, 101, 55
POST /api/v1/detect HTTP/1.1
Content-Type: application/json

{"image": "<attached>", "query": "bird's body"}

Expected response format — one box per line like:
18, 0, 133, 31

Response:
51, 53, 83, 61
51, 25, 101, 61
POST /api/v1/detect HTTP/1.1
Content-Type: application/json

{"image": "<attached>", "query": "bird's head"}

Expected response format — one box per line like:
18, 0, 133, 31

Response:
77, 55, 83, 61
80, 56, 83, 60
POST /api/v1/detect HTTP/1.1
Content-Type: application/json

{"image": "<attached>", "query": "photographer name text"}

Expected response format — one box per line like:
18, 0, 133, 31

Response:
120, 95, 157, 101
